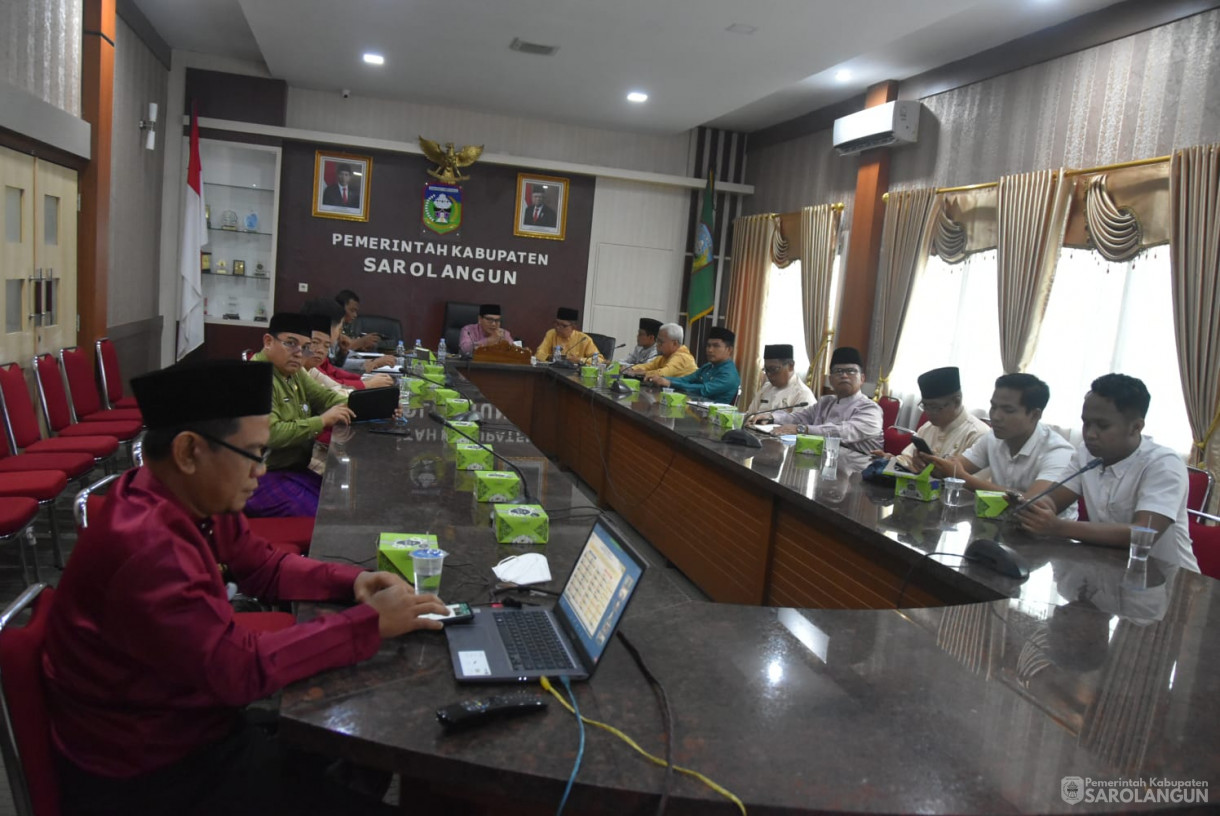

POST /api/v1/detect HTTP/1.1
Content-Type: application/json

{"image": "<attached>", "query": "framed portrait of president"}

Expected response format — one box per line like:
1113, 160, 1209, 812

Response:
514, 173, 568, 240
313, 150, 372, 222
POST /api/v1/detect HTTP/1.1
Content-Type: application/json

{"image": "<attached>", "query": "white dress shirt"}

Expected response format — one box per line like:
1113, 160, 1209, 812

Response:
1062, 437, 1199, 572
895, 409, 991, 471
622, 344, 659, 366
961, 422, 1077, 517
745, 377, 816, 415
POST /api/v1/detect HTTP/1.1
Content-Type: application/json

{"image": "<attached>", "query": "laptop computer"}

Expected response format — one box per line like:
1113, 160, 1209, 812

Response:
347, 385, 399, 420
446, 517, 646, 683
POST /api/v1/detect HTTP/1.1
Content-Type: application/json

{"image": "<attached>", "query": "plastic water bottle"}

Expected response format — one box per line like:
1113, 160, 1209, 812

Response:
437, 338, 448, 364
395, 340, 406, 370
553, 345, 563, 364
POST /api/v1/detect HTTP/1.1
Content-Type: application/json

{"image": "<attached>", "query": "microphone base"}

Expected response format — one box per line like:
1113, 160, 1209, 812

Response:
721, 429, 763, 448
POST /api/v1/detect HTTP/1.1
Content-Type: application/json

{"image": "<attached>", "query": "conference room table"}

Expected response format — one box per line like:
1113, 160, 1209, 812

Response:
280, 362, 1220, 815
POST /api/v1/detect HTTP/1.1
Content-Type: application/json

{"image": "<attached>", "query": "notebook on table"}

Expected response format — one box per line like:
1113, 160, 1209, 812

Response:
445, 517, 646, 683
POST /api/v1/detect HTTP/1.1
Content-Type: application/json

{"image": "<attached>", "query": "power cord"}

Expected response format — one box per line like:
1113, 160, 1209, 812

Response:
616, 630, 674, 816
583, 387, 680, 517
556, 676, 585, 816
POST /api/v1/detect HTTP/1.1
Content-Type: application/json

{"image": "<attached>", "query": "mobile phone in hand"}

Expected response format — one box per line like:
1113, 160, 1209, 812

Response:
910, 435, 933, 455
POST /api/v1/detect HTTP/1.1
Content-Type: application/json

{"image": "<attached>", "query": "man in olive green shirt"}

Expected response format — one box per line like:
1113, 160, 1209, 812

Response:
246, 313, 353, 517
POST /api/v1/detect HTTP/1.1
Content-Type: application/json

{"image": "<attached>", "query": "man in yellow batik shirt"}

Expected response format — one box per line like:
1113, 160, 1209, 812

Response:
537, 307, 600, 364
625, 322, 697, 379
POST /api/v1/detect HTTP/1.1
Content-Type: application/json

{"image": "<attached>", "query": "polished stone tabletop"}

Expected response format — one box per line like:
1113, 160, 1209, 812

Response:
282, 365, 1220, 814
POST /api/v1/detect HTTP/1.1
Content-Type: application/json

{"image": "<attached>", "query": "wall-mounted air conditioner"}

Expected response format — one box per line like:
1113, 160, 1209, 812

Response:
832, 101, 921, 156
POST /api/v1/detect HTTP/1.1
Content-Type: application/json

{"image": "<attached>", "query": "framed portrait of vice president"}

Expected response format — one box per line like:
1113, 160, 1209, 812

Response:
514, 173, 568, 240
313, 150, 372, 222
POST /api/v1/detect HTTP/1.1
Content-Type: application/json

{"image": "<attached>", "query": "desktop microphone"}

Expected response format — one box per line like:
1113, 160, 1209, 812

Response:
1009, 457, 1104, 515
427, 411, 534, 503
721, 402, 809, 448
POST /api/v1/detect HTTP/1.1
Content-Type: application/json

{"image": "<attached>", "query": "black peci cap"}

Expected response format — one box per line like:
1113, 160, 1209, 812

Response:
132, 360, 273, 429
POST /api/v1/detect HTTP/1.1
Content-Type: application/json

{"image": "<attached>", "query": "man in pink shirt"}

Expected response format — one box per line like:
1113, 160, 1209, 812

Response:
458, 303, 515, 355
43, 359, 446, 815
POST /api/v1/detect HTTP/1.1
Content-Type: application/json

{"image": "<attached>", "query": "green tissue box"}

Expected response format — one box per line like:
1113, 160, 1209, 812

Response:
659, 403, 687, 418
895, 465, 940, 502
475, 471, 521, 503
423, 363, 445, 378
615, 377, 640, 391
444, 421, 479, 445
376, 533, 437, 583
605, 361, 621, 375
442, 397, 473, 418
714, 409, 743, 430
403, 377, 429, 395
975, 490, 1010, 518
794, 434, 825, 455
455, 442, 494, 471
433, 387, 459, 403
659, 391, 687, 407
705, 403, 734, 421
492, 504, 549, 544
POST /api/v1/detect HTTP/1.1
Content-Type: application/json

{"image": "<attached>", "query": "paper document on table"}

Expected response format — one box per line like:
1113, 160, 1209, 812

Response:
751, 423, 777, 435
371, 365, 401, 372
351, 351, 382, 359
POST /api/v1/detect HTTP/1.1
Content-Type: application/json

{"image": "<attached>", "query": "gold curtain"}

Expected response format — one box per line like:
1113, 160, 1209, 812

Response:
1062, 162, 1171, 252
1168, 144, 1220, 481
996, 169, 1073, 373
933, 188, 999, 260
799, 205, 843, 388
874, 188, 939, 396
725, 214, 777, 410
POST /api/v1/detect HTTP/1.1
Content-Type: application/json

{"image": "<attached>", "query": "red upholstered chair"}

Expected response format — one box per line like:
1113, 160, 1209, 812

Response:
32, 354, 143, 461
0, 583, 60, 816
883, 426, 913, 456
877, 395, 901, 429
0, 364, 119, 470
57, 347, 143, 425
1187, 465, 1214, 514
94, 338, 138, 410
1188, 512, 1220, 580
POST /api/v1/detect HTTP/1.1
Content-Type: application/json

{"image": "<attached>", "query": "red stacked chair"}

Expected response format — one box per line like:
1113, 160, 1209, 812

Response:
1187, 465, 1214, 514
94, 337, 139, 410
0, 363, 119, 468
32, 354, 143, 459
57, 347, 143, 425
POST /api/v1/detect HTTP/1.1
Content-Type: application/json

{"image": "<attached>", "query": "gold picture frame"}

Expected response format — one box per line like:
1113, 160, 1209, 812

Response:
313, 150, 373, 222
514, 173, 568, 241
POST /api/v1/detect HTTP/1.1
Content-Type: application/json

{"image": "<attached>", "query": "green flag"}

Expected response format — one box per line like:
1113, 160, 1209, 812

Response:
687, 171, 716, 322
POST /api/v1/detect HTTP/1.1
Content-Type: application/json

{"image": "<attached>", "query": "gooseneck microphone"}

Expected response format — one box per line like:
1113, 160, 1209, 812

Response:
1009, 457, 1104, 515
721, 402, 809, 448
427, 411, 534, 503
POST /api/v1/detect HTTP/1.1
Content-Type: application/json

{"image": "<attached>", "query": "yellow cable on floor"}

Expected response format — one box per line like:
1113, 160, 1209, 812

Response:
540, 677, 746, 815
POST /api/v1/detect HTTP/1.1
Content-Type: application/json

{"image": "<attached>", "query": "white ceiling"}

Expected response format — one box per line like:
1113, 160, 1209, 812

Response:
132, 0, 1127, 134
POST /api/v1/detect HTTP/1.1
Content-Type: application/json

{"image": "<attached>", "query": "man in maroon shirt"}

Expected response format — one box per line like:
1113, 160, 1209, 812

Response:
43, 359, 447, 815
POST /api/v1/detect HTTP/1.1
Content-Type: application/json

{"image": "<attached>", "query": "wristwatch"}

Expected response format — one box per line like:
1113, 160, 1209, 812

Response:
797, 424, 807, 434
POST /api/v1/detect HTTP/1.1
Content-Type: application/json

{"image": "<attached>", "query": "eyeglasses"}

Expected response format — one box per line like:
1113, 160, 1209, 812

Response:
275, 336, 305, 354
919, 399, 954, 412
763, 365, 784, 375
554, 321, 575, 329
481, 316, 502, 323
830, 367, 861, 376
194, 430, 270, 466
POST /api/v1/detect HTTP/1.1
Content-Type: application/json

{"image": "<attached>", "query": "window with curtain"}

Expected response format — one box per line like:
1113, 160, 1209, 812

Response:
888, 249, 1003, 425
1027, 245, 1191, 455
760, 254, 844, 381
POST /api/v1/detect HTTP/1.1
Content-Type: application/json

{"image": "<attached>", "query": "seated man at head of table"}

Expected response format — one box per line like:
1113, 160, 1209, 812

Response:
621, 317, 663, 366
874, 366, 989, 471
459, 303, 515, 356
247, 313, 355, 518
536, 306, 600, 363
1016, 373, 1199, 571
644, 326, 741, 405
305, 305, 394, 391
924, 372, 1077, 514
334, 288, 381, 353
743, 343, 816, 414
622, 322, 697, 380
43, 359, 448, 816
755, 346, 883, 454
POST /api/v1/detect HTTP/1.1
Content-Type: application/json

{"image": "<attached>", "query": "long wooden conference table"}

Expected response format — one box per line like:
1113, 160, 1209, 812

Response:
281, 362, 1220, 815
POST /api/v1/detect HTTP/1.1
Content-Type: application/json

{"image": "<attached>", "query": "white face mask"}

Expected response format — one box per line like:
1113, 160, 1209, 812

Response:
492, 552, 551, 585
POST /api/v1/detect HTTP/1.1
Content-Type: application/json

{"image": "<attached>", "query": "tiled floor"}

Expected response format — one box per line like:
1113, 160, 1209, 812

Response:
0, 470, 706, 814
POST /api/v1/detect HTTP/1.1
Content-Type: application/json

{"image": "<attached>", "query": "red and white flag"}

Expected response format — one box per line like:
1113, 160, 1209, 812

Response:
176, 104, 207, 359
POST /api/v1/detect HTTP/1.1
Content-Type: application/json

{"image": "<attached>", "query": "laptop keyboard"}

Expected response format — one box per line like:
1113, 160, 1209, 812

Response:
494, 610, 576, 672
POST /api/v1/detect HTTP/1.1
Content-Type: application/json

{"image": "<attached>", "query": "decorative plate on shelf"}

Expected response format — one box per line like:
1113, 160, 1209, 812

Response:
243, 211, 259, 231
220, 210, 239, 230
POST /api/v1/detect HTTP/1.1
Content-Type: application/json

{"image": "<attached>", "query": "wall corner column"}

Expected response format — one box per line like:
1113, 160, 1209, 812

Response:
838, 80, 898, 360
80, 0, 116, 350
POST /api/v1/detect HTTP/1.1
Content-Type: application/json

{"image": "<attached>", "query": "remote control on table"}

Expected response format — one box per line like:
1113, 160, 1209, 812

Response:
436, 694, 548, 730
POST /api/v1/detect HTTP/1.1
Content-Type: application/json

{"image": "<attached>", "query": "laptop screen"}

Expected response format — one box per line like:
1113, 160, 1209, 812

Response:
555, 520, 645, 667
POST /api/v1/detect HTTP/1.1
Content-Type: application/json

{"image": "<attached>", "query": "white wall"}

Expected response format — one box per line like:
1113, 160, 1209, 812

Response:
582, 178, 690, 353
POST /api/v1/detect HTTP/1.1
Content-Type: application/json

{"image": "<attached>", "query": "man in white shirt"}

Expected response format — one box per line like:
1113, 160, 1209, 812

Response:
758, 346, 883, 454
744, 344, 815, 414
879, 366, 989, 471
622, 318, 662, 366
1017, 374, 1199, 571
927, 373, 1075, 510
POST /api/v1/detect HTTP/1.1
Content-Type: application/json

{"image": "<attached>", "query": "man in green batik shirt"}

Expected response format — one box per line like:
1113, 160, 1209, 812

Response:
247, 312, 353, 517
646, 326, 741, 405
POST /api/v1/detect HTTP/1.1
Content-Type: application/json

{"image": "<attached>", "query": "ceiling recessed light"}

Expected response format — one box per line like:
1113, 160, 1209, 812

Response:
834, 68, 852, 83
363, 53, 385, 65
627, 91, 648, 103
